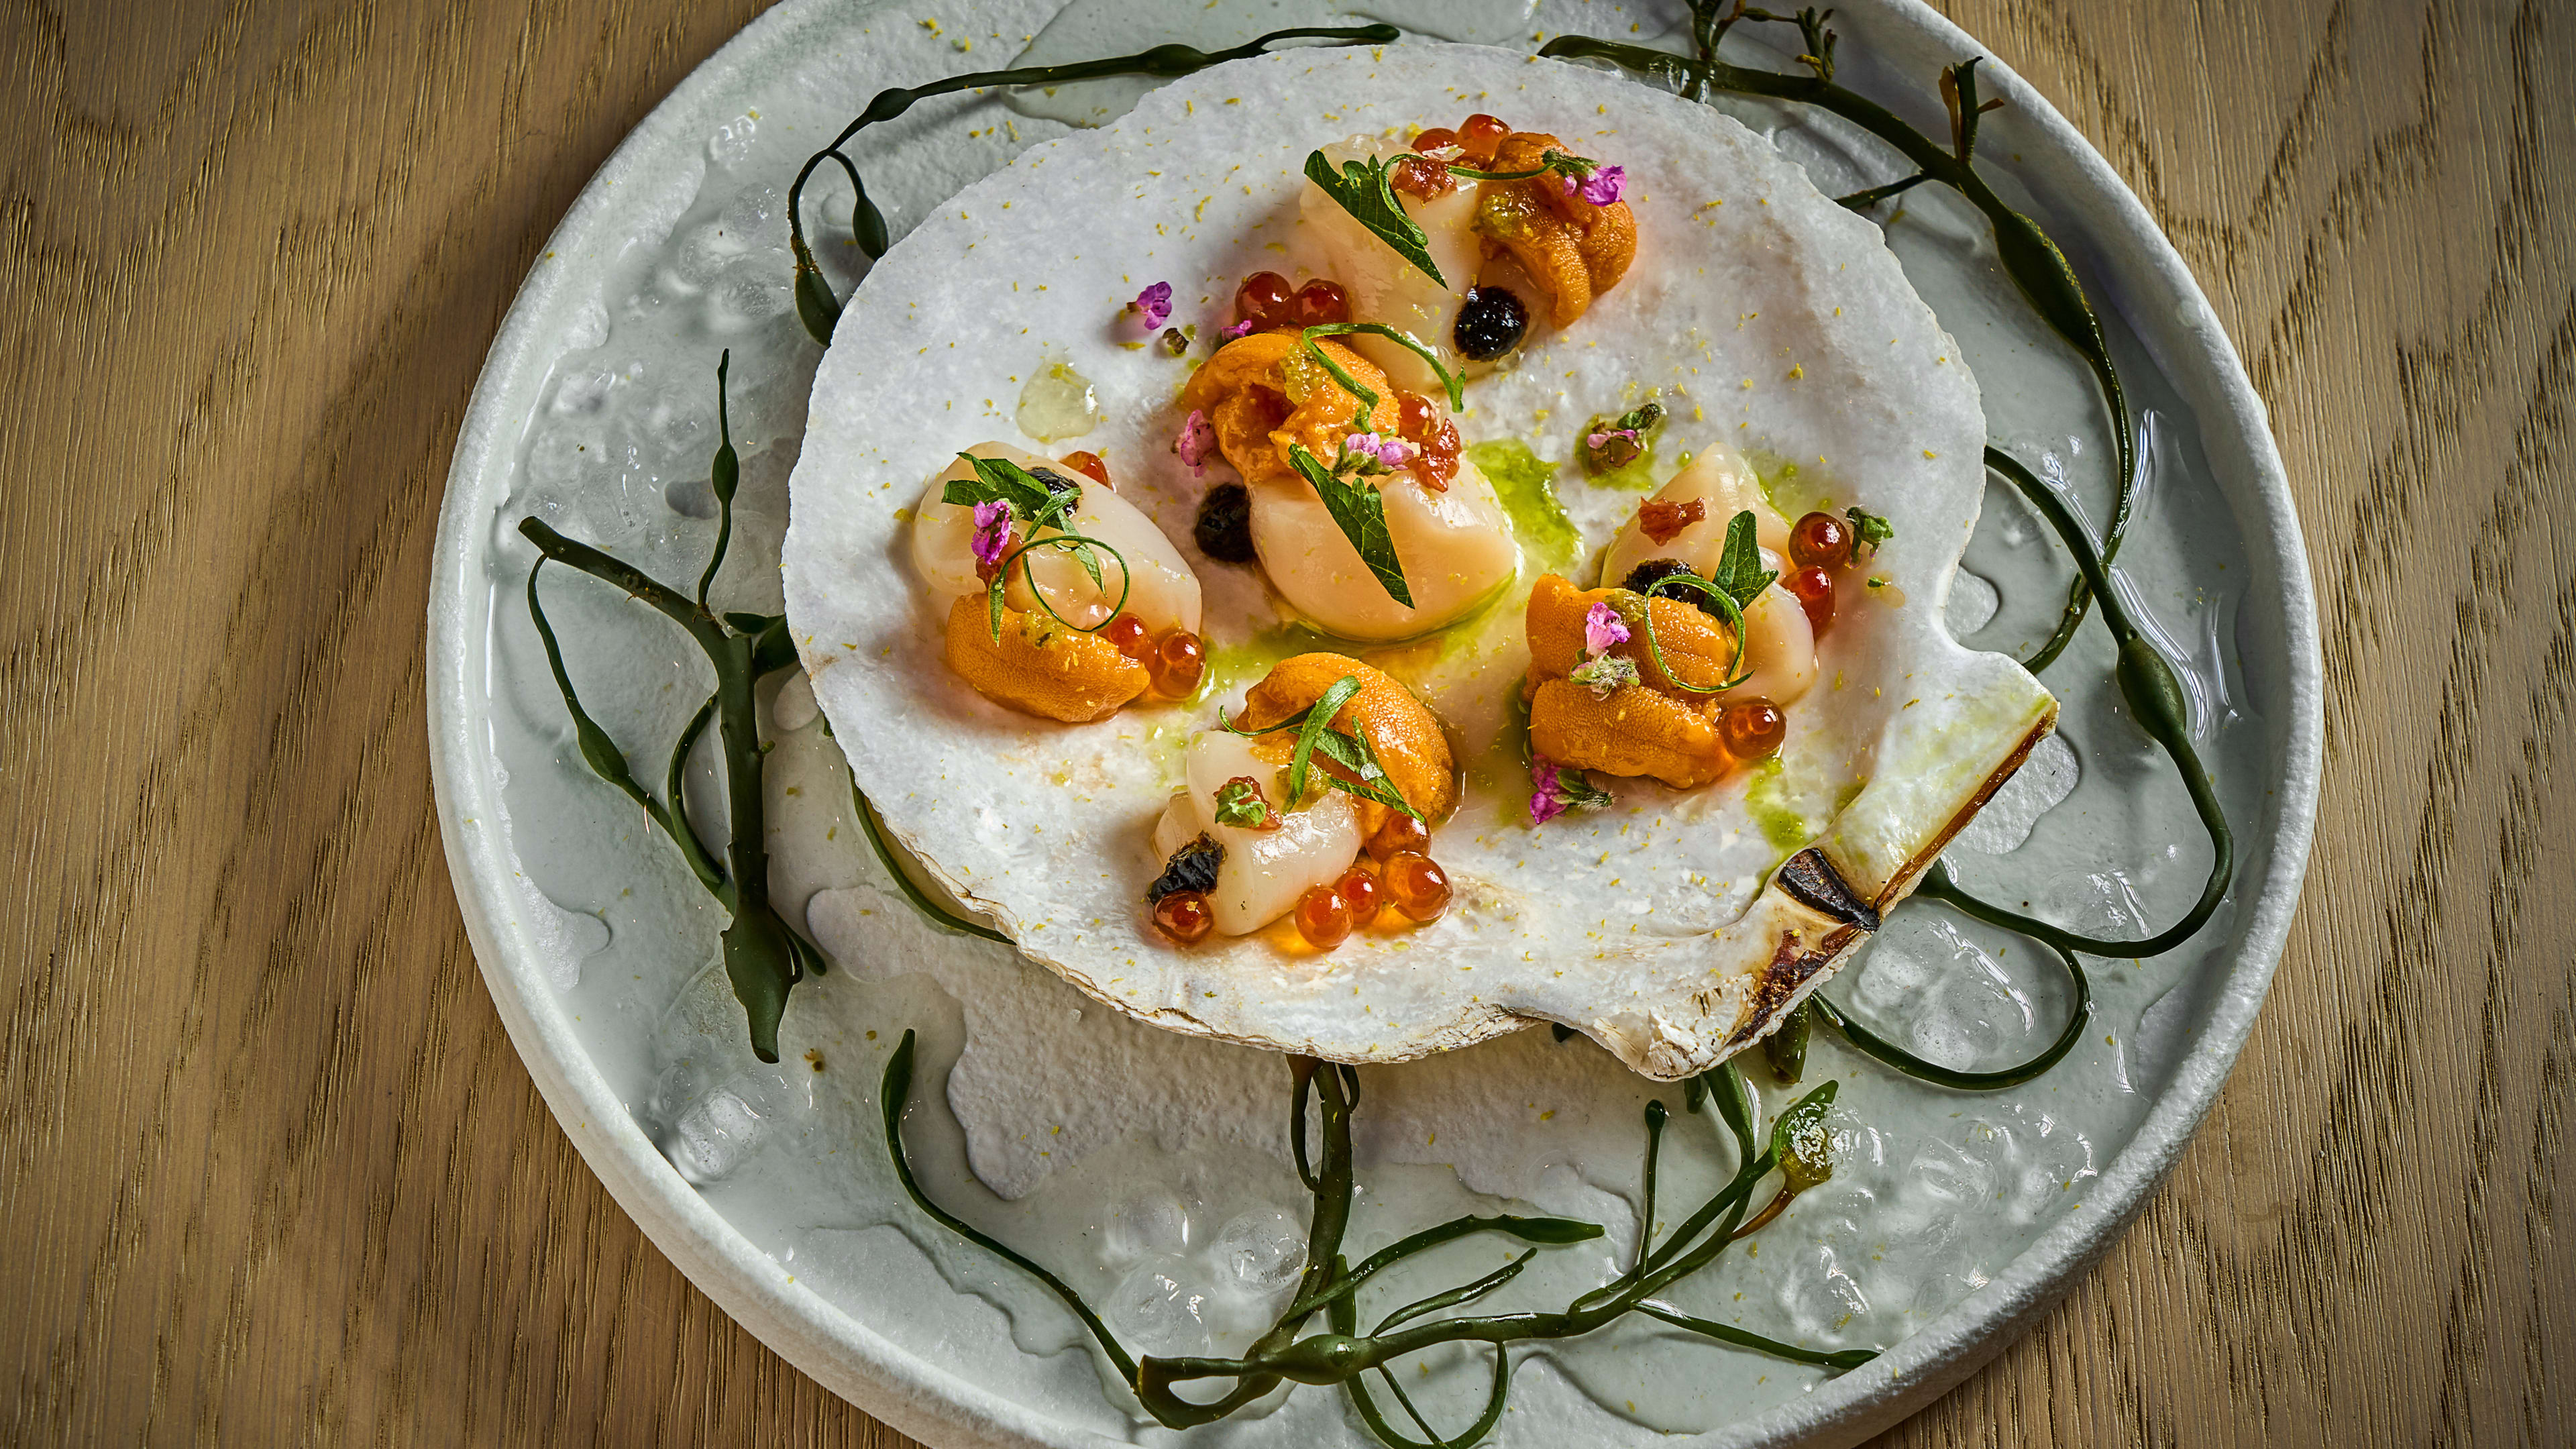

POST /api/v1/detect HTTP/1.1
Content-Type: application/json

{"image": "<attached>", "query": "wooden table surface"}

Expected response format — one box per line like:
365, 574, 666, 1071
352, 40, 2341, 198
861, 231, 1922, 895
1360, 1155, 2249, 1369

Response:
6, 0, 2570, 1444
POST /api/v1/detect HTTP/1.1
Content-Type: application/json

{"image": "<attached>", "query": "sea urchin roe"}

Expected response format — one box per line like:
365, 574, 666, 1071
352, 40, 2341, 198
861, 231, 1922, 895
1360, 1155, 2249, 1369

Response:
1785, 566, 1835, 634
1618, 559, 1728, 623
1338, 864, 1383, 925
1235, 270, 1295, 329
1720, 698, 1787, 759
1152, 631, 1206, 696
1638, 498, 1705, 545
1788, 511, 1852, 569
1383, 851, 1452, 922
1194, 482, 1257, 563
1293, 882, 1355, 949
1453, 286, 1528, 361
1148, 833, 1225, 902
1152, 890, 1214, 945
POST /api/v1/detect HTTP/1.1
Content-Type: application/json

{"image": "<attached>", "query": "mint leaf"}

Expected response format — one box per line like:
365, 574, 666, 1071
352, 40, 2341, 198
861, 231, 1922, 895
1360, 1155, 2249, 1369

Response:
1288, 444, 1413, 608
1287, 674, 1364, 804
1212, 776, 1275, 829
1303, 151, 1445, 287
1306, 720, 1426, 820
1845, 504, 1895, 555
1709, 509, 1778, 609
945, 453, 1080, 531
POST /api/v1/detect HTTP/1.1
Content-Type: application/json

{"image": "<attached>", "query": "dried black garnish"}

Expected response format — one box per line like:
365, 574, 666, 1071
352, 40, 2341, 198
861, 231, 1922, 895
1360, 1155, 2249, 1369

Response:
1454, 286, 1529, 361
1146, 833, 1225, 902
1620, 559, 1729, 621
1027, 466, 1083, 505
1194, 482, 1258, 564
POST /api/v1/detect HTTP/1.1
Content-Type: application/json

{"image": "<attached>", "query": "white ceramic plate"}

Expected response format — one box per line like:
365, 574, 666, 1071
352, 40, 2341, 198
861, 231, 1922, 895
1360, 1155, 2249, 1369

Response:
427, 3, 2320, 1445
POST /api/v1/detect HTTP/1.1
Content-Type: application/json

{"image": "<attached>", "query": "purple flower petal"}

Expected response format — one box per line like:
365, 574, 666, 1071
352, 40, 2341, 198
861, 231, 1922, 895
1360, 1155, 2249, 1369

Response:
970, 500, 1013, 568
1529, 755, 1568, 824
1175, 409, 1218, 476
1130, 280, 1174, 331
1583, 601, 1631, 655
1576, 164, 1625, 207
1221, 317, 1257, 341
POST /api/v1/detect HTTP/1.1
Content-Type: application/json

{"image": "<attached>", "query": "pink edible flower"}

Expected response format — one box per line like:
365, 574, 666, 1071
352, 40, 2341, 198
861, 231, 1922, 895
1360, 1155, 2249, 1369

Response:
1529, 755, 1570, 824
1175, 408, 1218, 476
1126, 280, 1174, 333
1564, 164, 1626, 207
969, 500, 1013, 569
1220, 317, 1257, 341
1582, 600, 1631, 655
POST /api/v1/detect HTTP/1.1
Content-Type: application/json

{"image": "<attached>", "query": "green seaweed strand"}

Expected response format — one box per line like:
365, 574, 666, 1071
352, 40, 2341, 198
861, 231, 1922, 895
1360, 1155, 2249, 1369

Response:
1541, 3, 2133, 671
786, 24, 1398, 343
522, 353, 824, 1063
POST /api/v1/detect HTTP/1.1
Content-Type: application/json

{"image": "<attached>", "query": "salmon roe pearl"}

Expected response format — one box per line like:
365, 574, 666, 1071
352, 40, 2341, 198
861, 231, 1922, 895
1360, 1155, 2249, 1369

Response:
1396, 391, 1440, 441
1152, 631, 1205, 696
1338, 865, 1383, 926
1411, 125, 1458, 154
1236, 271, 1295, 328
1458, 113, 1509, 163
1104, 613, 1150, 661
1721, 700, 1787, 759
1295, 278, 1352, 327
1788, 511, 1853, 570
1061, 450, 1112, 487
1295, 883, 1355, 950
1366, 811, 1431, 861
1152, 890, 1213, 945
1786, 566, 1835, 634
1383, 852, 1452, 923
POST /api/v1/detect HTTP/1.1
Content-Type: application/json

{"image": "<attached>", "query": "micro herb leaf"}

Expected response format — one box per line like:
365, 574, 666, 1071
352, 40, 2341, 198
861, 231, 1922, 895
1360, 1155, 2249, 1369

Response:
1306, 722, 1426, 820
947, 453, 1082, 530
1711, 509, 1778, 608
1303, 322, 1466, 411
1303, 150, 1445, 287
1289, 444, 1413, 607
1845, 504, 1895, 555
1287, 674, 1364, 804
1553, 762, 1615, 809
1212, 777, 1273, 829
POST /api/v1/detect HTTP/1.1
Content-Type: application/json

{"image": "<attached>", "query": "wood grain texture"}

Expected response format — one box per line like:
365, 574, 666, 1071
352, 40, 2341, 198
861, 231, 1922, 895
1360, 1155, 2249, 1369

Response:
1, 1, 2565, 1445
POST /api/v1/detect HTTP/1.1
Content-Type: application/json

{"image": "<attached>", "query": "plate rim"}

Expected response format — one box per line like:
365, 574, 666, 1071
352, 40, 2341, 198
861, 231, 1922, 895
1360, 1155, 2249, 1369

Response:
423, 3, 2325, 1445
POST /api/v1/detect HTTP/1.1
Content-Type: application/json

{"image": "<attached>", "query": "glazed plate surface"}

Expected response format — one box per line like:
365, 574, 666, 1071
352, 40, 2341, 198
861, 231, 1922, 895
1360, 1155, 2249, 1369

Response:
426, 3, 2320, 1445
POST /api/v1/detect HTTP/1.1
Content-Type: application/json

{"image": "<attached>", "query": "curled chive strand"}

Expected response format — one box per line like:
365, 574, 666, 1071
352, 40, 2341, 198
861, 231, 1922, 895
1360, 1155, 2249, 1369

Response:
1636, 573, 1754, 693
1301, 322, 1468, 411
986, 533, 1134, 642
786, 24, 1399, 344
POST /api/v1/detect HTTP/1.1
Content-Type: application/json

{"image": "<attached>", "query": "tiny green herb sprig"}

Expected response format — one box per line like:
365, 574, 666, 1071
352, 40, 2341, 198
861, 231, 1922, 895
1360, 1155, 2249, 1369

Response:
520, 353, 824, 1064
1627, 510, 1774, 694
943, 453, 1132, 642
1277, 324, 1466, 608
1221, 674, 1425, 822
788, 24, 1397, 343
1306, 147, 1609, 288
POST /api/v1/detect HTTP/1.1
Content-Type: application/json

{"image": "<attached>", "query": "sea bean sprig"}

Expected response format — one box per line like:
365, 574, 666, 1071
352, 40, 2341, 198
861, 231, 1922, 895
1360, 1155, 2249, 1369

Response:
879, 1030, 1862, 1443
521, 354, 824, 1063
787, 23, 1397, 343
